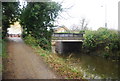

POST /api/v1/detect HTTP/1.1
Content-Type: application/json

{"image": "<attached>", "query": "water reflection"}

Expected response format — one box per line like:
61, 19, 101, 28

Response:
61, 53, 119, 79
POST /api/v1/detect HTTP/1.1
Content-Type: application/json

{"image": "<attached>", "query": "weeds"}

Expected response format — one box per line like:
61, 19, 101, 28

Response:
1, 39, 8, 74
32, 46, 85, 79
2, 40, 8, 58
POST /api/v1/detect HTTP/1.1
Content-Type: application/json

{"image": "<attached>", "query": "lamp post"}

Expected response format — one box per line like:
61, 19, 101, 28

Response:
105, 3, 107, 28
101, 1, 107, 28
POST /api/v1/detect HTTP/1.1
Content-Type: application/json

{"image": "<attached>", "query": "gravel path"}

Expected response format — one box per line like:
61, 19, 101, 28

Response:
3, 37, 60, 79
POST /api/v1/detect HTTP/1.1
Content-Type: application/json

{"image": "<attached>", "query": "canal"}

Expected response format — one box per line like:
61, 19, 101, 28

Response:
61, 53, 119, 79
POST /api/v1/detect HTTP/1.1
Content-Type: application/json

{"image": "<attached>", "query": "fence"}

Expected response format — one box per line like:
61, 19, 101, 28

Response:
52, 33, 84, 40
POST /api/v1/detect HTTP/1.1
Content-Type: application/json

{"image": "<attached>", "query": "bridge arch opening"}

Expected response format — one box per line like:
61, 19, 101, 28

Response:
62, 41, 83, 54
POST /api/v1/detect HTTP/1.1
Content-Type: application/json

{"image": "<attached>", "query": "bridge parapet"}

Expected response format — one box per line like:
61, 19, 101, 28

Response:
51, 33, 84, 54
52, 33, 84, 40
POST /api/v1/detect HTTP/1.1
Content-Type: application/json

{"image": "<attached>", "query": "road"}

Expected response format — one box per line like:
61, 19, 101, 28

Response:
3, 37, 60, 79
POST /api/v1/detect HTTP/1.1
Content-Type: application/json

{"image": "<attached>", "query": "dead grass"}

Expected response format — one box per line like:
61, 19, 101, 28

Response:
32, 45, 86, 80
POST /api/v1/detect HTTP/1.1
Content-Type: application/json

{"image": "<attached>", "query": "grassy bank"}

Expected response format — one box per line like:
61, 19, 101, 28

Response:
2, 39, 8, 58
24, 36, 87, 79
31, 45, 85, 79
0, 39, 7, 72
1, 39, 8, 74
0, 39, 2, 73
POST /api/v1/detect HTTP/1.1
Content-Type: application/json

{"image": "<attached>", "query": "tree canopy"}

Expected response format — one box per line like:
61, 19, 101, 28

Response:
2, 1, 62, 50
20, 2, 62, 50
2, 2, 20, 38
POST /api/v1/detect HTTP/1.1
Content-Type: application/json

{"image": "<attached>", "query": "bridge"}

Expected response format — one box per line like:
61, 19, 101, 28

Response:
51, 33, 84, 54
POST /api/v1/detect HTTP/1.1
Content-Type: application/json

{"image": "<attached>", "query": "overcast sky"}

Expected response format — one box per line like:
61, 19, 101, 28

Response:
52, 0, 120, 30
20, 0, 120, 30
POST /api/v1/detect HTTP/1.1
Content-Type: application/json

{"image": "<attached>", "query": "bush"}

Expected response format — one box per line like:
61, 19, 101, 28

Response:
2, 39, 8, 58
83, 27, 120, 54
24, 34, 38, 46
83, 30, 96, 50
38, 37, 51, 51
24, 35, 51, 51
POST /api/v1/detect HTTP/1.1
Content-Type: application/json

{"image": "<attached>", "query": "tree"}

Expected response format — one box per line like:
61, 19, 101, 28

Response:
20, 2, 62, 50
2, 2, 20, 38
70, 18, 88, 33
80, 18, 88, 30
70, 24, 80, 33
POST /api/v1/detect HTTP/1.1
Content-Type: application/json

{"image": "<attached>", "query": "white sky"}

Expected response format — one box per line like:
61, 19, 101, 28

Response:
53, 0, 120, 30
7, 22, 22, 34
19, 0, 120, 30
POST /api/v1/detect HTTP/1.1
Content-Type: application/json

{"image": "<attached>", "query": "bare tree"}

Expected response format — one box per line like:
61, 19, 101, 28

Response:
70, 18, 88, 33
80, 18, 88, 30
70, 24, 80, 32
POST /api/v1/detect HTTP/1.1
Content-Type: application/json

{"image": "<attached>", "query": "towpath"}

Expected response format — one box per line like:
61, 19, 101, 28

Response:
3, 37, 60, 79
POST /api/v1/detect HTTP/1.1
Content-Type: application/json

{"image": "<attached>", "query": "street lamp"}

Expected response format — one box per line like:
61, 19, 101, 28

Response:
101, 1, 107, 28
105, 3, 107, 28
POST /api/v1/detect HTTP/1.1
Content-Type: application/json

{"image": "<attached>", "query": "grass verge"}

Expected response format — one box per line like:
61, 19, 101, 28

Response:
31, 45, 85, 79
1, 39, 8, 73
2, 39, 8, 58
0, 39, 2, 73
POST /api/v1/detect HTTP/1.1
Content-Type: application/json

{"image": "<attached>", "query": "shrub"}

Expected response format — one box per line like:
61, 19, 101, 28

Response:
83, 27, 120, 54
24, 35, 51, 51
24, 34, 38, 46
38, 37, 51, 51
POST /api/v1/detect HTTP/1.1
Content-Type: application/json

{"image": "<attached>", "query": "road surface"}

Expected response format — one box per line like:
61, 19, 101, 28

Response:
3, 37, 60, 79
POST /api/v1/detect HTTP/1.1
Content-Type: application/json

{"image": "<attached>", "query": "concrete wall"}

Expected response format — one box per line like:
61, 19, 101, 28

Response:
55, 41, 63, 54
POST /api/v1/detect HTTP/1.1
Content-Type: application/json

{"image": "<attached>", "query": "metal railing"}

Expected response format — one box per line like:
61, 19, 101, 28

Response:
52, 33, 84, 40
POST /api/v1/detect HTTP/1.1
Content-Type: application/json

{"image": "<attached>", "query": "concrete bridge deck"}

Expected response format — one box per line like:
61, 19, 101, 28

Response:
52, 33, 84, 40
52, 40, 83, 42
51, 33, 84, 54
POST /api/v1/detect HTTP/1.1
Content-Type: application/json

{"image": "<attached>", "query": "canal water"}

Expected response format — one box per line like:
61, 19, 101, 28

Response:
62, 54, 119, 79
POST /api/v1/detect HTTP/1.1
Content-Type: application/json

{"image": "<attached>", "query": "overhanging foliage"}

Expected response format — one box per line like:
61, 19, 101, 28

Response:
20, 2, 62, 50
